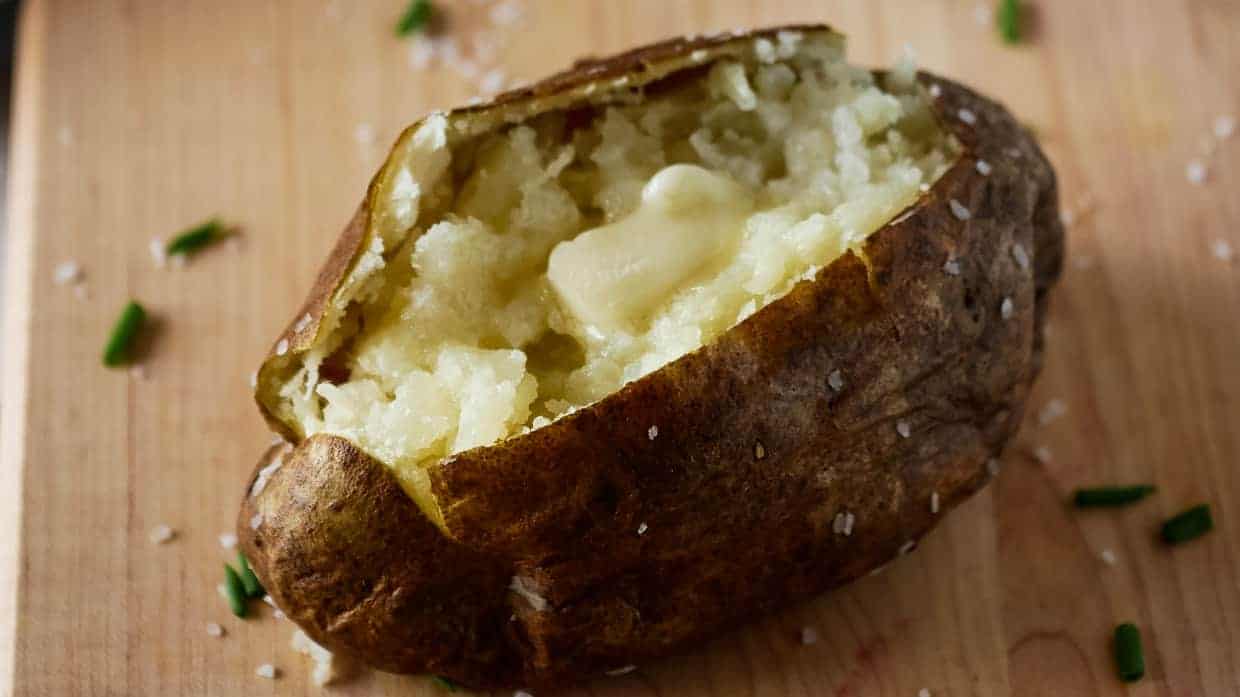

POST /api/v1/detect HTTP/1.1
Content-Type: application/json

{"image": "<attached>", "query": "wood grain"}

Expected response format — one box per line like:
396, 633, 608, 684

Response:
2, 1, 1237, 695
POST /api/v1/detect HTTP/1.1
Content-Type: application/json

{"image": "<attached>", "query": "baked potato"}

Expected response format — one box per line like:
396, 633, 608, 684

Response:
239, 24, 1063, 689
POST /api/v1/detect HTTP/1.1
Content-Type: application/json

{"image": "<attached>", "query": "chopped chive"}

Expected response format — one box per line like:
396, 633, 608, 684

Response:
237, 553, 265, 598
102, 301, 147, 366
1161, 504, 1213, 545
1072, 485, 1156, 508
996, 0, 1021, 44
166, 218, 227, 256
1113, 623, 1144, 682
223, 564, 248, 618
430, 675, 457, 692
396, 0, 433, 36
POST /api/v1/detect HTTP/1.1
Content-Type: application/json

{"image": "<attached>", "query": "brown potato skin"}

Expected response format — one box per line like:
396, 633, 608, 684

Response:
239, 26, 1064, 690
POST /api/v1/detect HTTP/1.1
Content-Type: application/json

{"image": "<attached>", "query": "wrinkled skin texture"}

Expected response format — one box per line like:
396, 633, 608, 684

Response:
239, 26, 1064, 690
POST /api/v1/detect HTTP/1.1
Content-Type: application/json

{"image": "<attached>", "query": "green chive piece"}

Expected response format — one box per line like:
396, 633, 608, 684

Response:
996, 0, 1021, 44
102, 301, 147, 366
166, 218, 227, 256
1161, 504, 1213, 545
1114, 623, 1144, 682
223, 564, 248, 618
431, 675, 457, 692
396, 0, 433, 36
1072, 485, 1156, 508
237, 553, 265, 598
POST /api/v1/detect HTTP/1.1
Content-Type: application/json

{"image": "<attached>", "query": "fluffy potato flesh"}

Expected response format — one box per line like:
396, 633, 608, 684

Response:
272, 33, 959, 518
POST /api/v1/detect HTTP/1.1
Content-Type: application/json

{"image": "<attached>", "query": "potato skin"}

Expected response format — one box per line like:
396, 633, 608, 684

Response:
239, 26, 1064, 690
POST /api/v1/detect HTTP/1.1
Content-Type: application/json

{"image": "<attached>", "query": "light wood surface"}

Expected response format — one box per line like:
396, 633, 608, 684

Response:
3, 1, 1238, 695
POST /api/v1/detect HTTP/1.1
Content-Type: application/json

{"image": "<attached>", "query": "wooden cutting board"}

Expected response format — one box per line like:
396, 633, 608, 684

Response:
3, 1, 1237, 695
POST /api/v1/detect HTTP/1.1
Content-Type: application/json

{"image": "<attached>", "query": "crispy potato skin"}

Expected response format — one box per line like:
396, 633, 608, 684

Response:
239, 26, 1064, 690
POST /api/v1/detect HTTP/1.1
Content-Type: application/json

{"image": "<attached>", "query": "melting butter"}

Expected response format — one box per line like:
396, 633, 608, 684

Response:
547, 164, 753, 332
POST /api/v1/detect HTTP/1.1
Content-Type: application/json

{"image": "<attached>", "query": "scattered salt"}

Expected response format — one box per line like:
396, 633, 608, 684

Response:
1214, 115, 1236, 140
1000, 297, 1014, 320
1100, 549, 1117, 566
1038, 398, 1067, 425
206, 622, 224, 638
976, 159, 992, 176
828, 369, 845, 391
800, 627, 819, 645
219, 532, 238, 549
1212, 239, 1234, 262
648, 425, 658, 440
957, 108, 977, 125
149, 524, 174, 544
53, 261, 83, 285
1186, 158, 1208, 185
255, 664, 278, 679
949, 199, 972, 220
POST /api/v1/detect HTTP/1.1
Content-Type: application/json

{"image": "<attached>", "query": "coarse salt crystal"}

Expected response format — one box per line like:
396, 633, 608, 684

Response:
1186, 158, 1208, 184
480, 69, 507, 95
931, 492, 940, 514
637, 522, 648, 535
1033, 445, 1052, 464
249, 512, 263, 530
53, 261, 82, 285
973, 3, 993, 25
353, 123, 374, 145
219, 532, 238, 549
275, 339, 289, 356
690, 49, 709, 63
1000, 297, 1014, 320
490, 0, 523, 26
255, 664, 278, 679
1212, 239, 1234, 262
919, 689, 933, 697
605, 665, 637, 677
149, 237, 168, 268
928, 83, 942, 98
1038, 398, 1067, 425
957, 108, 977, 125
976, 160, 992, 175
1011, 243, 1030, 270
1100, 549, 1117, 566
293, 313, 312, 333
899, 540, 917, 555
1214, 115, 1236, 140
833, 511, 856, 537
409, 40, 435, 70
987, 458, 1002, 476
896, 420, 911, 438
509, 576, 548, 612
949, 199, 971, 220
800, 627, 819, 645
648, 425, 658, 440
206, 622, 224, 637
754, 441, 766, 460
248, 371, 258, 389
943, 258, 961, 275
828, 369, 845, 391
149, 524, 175, 544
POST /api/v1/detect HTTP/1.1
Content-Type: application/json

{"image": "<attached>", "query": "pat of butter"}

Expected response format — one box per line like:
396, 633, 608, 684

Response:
547, 164, 752, 332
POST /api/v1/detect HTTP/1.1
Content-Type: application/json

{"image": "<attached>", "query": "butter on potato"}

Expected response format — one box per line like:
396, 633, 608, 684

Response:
547, 164, 753, 333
